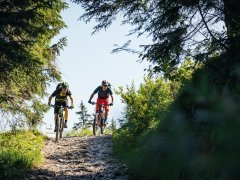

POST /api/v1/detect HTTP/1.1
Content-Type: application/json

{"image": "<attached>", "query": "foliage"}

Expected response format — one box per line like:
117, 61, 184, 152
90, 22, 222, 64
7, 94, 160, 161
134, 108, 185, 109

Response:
0, 0, 68, 128
122, 58, 240, 179
72, 0, 240, 77
104, 128, 113, 135
112, 59, 206, 178
113, 76, 179, 152
0, 130, 45, 179
114, 58, 198, 150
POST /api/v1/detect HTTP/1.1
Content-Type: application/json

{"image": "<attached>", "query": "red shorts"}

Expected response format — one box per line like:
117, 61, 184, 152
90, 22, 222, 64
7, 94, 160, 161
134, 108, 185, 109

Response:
96, 98, 110, 112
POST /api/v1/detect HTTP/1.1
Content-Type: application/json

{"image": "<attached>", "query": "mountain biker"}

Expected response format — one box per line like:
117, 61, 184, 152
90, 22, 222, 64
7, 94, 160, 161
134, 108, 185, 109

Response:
48, 82, 74, 131
88, 80, 113, 125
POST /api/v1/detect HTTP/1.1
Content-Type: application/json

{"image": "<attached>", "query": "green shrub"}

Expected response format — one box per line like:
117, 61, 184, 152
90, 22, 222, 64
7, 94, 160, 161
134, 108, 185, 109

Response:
0, 130, 44, 179
113, 59, 199, 156
113, 76, 180, 155
119, 58, 240, 179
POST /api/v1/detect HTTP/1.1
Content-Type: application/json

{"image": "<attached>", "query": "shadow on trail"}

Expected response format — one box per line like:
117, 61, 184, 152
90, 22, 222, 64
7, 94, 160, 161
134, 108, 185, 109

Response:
25, 168, 127, 180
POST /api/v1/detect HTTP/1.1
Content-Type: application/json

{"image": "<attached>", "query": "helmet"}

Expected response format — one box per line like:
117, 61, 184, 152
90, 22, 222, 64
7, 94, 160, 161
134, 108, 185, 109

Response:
102, 80, 108, 86
62, 82, 69, 88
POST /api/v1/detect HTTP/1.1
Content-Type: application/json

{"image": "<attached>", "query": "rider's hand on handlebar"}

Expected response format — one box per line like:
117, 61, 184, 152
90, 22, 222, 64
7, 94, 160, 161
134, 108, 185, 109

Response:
110, 103, 113, 106
88, 100, 95, 105
70, 105, 74, 109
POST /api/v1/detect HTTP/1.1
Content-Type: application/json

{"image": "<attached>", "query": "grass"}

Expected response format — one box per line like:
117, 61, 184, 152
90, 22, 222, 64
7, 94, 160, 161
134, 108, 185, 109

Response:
65, 128, 93, 137
65, 127, 113, 137
0, 130, 45, 179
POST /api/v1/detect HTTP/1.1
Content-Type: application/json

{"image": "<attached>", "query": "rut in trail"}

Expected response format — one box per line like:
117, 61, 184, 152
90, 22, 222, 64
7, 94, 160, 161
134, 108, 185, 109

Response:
24, 135, 128, 180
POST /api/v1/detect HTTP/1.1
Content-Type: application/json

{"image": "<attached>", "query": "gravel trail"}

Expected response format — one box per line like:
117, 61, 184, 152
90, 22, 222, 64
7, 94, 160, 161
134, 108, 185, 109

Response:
24, 135, 128, 180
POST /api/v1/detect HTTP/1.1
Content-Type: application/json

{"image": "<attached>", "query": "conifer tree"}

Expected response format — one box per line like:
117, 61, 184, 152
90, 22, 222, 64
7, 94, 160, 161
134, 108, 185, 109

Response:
72, 0, 240, 78
0, 0, 68, 127
75, 101, 92, 129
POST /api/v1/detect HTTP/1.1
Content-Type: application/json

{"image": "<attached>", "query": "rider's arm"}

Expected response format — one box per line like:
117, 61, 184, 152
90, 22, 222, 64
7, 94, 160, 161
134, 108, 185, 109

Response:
109, 88, 114, 104
89, 92, 95, 102
110, 95, 114, 104
67, 90, 74, 107
70, 95, 74, 107
48, 90, 57, 105
89, 87, 99, 102
48, 96, 53, 105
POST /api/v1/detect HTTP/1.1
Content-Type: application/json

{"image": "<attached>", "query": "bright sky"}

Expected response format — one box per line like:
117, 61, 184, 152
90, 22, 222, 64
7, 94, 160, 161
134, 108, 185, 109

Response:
41, 1, 151, 134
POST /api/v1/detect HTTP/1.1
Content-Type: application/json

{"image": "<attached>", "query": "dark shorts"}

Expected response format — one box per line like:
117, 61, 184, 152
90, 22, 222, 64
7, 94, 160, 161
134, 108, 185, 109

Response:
54, 101, 67, 114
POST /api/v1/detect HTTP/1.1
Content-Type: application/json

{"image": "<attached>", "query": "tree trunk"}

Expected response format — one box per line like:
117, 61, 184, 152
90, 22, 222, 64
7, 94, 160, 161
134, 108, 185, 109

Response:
223, 0, 240, 60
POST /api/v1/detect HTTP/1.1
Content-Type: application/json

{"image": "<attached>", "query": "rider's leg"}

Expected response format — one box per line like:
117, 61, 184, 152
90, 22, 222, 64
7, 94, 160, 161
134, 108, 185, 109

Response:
104, 110, 109, 123
64, 107, 68, 128
96, 98, 100, 113
104, 103, 110, 125
64, 107, 68, 122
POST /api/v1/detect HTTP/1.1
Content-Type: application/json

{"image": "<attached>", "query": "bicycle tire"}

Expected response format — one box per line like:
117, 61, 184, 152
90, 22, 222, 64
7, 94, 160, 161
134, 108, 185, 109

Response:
93, 114, 97, 135
55, 116, 60, 142
100, 117, 104, 134
59, 117, 64, 139
100, 108, 106, 134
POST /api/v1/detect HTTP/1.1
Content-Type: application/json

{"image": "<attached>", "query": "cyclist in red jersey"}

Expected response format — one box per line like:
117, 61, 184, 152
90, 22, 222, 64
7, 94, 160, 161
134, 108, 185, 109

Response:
88, 80, 114, 125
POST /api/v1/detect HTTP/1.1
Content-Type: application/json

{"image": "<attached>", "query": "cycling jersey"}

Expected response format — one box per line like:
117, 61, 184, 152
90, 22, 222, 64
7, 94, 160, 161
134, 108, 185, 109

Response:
51, 89, 72, 102
93, 86, 113, 99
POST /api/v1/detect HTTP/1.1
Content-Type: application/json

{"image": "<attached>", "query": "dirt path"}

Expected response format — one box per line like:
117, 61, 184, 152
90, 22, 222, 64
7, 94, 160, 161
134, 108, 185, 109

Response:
24, 135, 128, 179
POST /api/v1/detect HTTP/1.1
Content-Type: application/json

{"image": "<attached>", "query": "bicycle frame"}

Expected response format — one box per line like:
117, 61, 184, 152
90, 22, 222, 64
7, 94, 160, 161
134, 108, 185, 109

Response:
51, 105, 67, 142
57, 106, 65, 141
97, 104, 105, 125
92, 103, 109, 135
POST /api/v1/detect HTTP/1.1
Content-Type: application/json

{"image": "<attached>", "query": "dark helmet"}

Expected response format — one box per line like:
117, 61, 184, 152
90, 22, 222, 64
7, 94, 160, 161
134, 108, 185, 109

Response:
62, 82, 69, 88
102, 80, 108, 86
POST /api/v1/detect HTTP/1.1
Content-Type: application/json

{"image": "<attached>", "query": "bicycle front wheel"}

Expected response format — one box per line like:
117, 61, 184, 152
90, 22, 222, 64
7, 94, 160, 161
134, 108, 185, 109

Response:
93, 114, 97, 136
59, 118, 64, 139
55, 117, 60, 142
100, 118, 104, 134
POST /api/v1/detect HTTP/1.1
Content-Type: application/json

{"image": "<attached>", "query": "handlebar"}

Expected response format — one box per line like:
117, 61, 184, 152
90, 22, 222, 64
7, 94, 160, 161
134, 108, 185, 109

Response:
50, 104, 74, 109
90, 102, 112, 106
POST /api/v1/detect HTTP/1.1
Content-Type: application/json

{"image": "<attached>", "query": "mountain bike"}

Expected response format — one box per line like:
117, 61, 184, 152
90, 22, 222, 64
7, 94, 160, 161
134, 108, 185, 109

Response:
51, 105, 72, 142
91, 102, 110, 135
